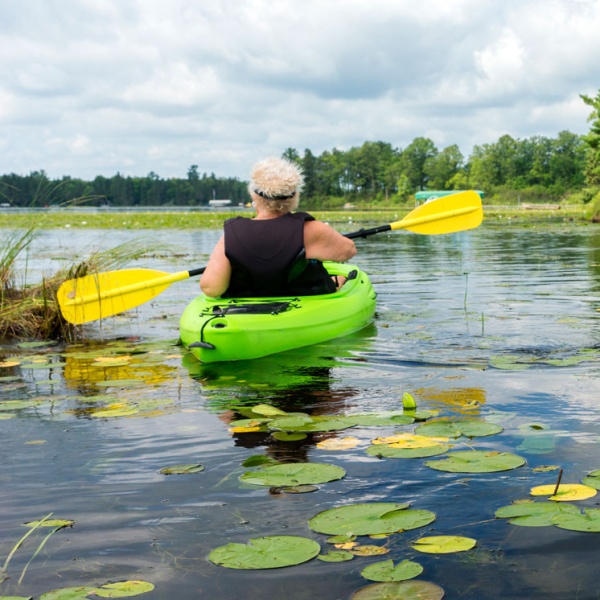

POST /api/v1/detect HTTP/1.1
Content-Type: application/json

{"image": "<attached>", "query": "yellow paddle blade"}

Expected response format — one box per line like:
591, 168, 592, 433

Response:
57, 268, 191, 325
391, 190, 483, 235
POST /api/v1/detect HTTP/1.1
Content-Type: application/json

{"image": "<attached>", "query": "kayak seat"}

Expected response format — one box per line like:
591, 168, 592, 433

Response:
209, 301, 295, 316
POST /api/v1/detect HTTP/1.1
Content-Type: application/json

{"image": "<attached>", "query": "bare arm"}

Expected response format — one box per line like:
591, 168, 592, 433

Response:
304, 220, 357, 262
200, 235, 232, 298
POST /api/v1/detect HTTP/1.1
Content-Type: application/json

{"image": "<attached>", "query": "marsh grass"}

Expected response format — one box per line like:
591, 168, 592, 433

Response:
0, 229, 157, 342
0, 205, 591, 230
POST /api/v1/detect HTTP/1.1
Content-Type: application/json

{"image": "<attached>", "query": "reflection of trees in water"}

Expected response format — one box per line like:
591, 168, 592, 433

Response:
201, 364, 361, 461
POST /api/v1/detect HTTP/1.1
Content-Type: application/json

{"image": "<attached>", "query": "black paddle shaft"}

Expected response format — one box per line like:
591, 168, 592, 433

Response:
188, 267, 206, 277
344, 224, 392, 239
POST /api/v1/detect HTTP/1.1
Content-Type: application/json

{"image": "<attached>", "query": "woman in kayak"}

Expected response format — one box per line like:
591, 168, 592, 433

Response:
200, 157, 356, 298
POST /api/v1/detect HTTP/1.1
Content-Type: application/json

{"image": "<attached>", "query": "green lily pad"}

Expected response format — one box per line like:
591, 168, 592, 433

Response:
209, 535, 320, 569
582, 469, 600, 490
317, 550, 355, 562
93, 580, 155, 597
39, 587, 97, 600
228, 418, 271, 429
251, 404, 289, 416
551, 507, 600, 532
240, 462, 345, 487
412, 535, 476, 554
495, 501, 580, 526
360, 558, 423, 582
415, 419, 503, 439
159, 463, 204, 475
0, 400, 41, 411
270, 485, 318, 494
344, 413, 415, 427
350, 581, 445, 600
309, 503, 436, 536
366, 443, 449, 459
23, 519, 74, 529
271, 432, 307, 442
489, 355, 531, 370
241, 455, 278, 468
17, 341, 57, 349
425, 450, 525, 473
268, 415, 357, 432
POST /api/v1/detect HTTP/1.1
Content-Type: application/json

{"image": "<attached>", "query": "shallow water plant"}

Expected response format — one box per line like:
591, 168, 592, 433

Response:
0, 222, 158, 342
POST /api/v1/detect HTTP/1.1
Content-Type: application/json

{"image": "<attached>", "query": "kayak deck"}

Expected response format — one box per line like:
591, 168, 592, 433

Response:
179, 262, 376, 363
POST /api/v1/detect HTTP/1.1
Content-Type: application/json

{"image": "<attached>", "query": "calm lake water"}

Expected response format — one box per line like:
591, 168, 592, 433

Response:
1, 222, 600, 599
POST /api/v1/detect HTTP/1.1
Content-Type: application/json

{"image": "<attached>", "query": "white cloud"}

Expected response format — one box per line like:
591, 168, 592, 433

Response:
0, 0, 599, 180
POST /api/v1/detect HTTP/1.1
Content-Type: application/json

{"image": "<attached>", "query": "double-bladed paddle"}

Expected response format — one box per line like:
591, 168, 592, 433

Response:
57, 190, 483, 324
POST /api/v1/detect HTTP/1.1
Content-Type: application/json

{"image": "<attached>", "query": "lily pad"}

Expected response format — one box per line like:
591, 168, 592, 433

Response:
309, 503, 436, 536
551, 507, 600, 532
425, 450, 525, 473
0, 360, 21, 368
241, 455, 278, 468
271, 432, 307, 442
159, 463, 204, 475
317, 437, 361, 450
39, 587, 97, 600
372, 433, 449, 448
530, 483, 597, 501
270, 485, 318, 494
495, 501, 581, 526
268, 415, 357, 432
360, 559, 423, 582
366, 443, 449, 459
23, 519, 74, 529
90, 404, 139, 418
582, 470, 600, 490
317, 550, 355, 562
240, 462, 345, 487
93, 580, 155, 597
344, 413, 414, 427
412, 535, 476, 554
415, 419, 503, 439
251, 403, 288, 416
351, 545, 389, 557
350, 581, 445, 600
209, 535, 320, 569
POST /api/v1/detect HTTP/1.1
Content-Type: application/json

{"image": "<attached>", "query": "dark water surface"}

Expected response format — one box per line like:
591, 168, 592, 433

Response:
1, 223, 600, 599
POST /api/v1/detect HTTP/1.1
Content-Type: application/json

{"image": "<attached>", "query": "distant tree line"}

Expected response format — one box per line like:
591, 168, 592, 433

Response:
2, 89, 600, 209
282, 130, 590, 208
0, 165, 248, 208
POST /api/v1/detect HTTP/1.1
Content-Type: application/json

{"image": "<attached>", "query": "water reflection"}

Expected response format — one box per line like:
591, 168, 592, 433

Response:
2, 225, 600, 599
181, 331, 374, 461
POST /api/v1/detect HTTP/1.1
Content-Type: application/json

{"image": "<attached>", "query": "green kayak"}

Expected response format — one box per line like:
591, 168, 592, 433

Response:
179, 262, 377, 363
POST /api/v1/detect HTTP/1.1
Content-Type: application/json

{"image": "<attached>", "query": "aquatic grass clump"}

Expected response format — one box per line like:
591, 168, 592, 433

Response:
0, 229, 160, 342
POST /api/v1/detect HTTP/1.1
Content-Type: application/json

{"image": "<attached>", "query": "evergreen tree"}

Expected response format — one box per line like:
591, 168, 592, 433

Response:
581, 91, 600, 186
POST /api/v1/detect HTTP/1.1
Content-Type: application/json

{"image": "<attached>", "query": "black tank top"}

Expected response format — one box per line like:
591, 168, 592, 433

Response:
223, 211, 336, 297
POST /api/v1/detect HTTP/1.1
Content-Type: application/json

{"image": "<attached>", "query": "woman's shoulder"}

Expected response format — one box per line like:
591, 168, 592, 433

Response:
290, 211, 316, 222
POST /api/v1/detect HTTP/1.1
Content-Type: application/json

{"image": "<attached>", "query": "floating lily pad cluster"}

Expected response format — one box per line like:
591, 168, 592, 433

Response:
0, 341, 182, 420
228, 402, 420, 438
490, 347, 600, 370
368, 417, 526, 474
496, 471, 600, 532
209, 500, 477, 596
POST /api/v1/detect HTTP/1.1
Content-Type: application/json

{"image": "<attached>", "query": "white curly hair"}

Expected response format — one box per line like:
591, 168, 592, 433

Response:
248, 157, 304, 213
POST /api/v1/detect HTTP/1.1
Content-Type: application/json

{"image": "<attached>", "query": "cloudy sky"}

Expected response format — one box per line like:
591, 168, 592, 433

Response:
2, 0, 600, 181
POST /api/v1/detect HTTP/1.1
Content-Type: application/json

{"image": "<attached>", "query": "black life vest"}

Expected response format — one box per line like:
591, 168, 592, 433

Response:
223, 211, 336, 297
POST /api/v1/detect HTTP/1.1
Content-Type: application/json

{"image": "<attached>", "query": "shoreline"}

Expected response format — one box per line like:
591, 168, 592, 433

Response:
0, 206, 592, 229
